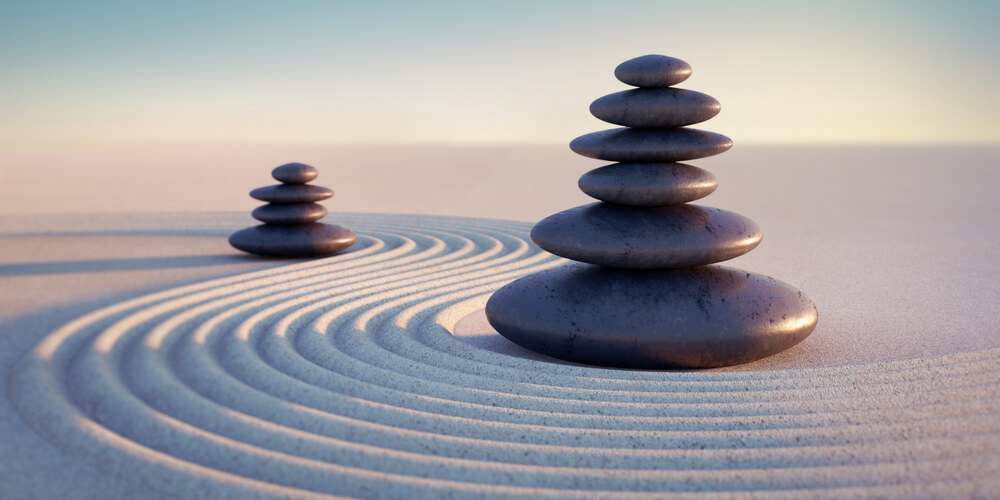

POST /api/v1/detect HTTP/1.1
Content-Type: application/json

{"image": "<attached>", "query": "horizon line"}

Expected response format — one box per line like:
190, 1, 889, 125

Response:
2, 141, 998, 150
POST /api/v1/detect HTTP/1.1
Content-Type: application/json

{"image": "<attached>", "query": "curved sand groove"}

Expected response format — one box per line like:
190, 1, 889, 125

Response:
9, 214, 1000, 498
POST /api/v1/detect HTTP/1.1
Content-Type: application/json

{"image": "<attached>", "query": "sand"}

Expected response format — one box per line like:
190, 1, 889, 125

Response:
1, 146, 999, 497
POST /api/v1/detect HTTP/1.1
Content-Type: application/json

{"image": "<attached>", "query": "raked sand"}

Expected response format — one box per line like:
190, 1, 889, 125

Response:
1, 147, 999, 497
0, 210, 997, 498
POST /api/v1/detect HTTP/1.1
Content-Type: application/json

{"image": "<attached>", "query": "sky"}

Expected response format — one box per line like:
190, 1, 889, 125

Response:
1, 0, 998, 146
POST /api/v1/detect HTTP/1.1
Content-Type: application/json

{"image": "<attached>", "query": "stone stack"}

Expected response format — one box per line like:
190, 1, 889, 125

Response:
486, 55, 818, 369
229, 162, 356, 258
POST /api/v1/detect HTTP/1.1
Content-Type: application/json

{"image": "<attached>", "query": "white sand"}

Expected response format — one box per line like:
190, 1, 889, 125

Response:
1, 146, 999, 497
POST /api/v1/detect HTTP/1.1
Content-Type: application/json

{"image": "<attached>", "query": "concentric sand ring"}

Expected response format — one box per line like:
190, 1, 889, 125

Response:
9, 214, 1000, 498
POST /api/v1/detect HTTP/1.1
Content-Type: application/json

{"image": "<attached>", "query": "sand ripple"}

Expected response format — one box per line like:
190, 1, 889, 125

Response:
10, 214, 1000, 498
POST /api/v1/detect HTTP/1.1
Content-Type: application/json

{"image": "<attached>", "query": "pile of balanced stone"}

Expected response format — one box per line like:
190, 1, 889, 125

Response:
230, 162, 356, 257
487, 55, 818, 369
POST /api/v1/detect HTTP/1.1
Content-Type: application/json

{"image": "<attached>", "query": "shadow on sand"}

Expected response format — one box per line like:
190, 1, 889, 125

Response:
0, 226, 295, 277
0, 228, 233, 239
0, 254, 278, 277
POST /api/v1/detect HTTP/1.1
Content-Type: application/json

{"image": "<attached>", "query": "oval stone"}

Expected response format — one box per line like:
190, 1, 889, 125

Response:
570, 128, 732, 162
252, 203, 327, 225
485, 263, 818, 369
590, 88, 721, 128
229, 223, 356, 257
578, 162, 717, 206
272, 162, 319, 184
531, 203, 761, 269
249, 184, 333, 204
614, 54, 692, 88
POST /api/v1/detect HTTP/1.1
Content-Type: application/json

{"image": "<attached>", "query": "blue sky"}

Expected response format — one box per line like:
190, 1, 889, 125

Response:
2, 0, 997, 145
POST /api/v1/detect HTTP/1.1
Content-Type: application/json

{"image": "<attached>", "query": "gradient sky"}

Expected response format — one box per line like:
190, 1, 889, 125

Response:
1, 0, 997, 146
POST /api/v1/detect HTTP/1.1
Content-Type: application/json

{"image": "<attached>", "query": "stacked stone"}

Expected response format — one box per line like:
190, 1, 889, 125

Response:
229, 162, 356, 258
486, 55, 818, 369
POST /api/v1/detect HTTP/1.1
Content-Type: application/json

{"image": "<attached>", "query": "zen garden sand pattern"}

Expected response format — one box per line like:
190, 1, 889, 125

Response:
8, 213, 1000, 498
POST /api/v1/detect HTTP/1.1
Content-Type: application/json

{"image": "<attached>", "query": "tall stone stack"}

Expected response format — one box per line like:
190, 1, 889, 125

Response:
230, 162, 356, 258
486, 55, 818, 369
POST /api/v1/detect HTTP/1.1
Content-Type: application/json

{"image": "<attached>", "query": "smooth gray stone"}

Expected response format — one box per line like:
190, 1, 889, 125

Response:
614, 54, 692, 88
249, 184, 333, 204
578, 162, 717, 206
570, 128, 732, 162
272, 162, 319, 184
485, 263, 818, 369
229, 223, 356, 257
531, 203, 761, 268
590, 88, 720, 128
251, 203, 327, 225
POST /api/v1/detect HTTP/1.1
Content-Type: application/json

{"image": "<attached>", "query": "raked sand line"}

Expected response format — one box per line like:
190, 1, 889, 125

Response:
8, 214, 1000, 498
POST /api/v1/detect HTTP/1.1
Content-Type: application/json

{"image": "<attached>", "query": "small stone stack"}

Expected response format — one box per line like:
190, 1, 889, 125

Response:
486, 55, 818, 369
229, 162, 356, 258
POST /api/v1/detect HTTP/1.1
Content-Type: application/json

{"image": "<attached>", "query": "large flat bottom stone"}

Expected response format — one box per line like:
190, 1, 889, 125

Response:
229, 223, 356, 257
486, 263, 818, 369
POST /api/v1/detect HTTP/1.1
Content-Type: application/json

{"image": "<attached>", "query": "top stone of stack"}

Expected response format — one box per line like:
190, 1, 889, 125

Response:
271, 162, 319, 184
614, 54, 692, 87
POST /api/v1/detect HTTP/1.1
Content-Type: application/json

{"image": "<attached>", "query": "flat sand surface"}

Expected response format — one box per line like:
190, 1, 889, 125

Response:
1, 146, 998, 497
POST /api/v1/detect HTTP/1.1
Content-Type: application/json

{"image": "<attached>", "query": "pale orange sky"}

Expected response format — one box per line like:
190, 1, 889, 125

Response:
1, 1, 998, 147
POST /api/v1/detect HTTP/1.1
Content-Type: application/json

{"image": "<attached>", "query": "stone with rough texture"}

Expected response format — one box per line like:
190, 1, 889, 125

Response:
531, 202, 761, 268
228, 223, 356, 257
252, 203, 327, 225
272, 162, 319, 184
249, 184, 333, 204
578, 162, 717, 206
485, 262, 818, 368
570, 128, 732, 162
615, 54, 692, 88
590, 88, 720, 128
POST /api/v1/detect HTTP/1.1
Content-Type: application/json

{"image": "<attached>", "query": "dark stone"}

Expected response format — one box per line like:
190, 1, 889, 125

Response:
614, 54, 692, 88
590, 88, 720, 128
570, 128, 732, 162
531, 203, 761, 269
252, 203, 327, 225
228, 223, 356, 257
249, 184, 333, 204
272, 162, 319, 184
485, 263, 818, 369
578, 162, 717, 206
